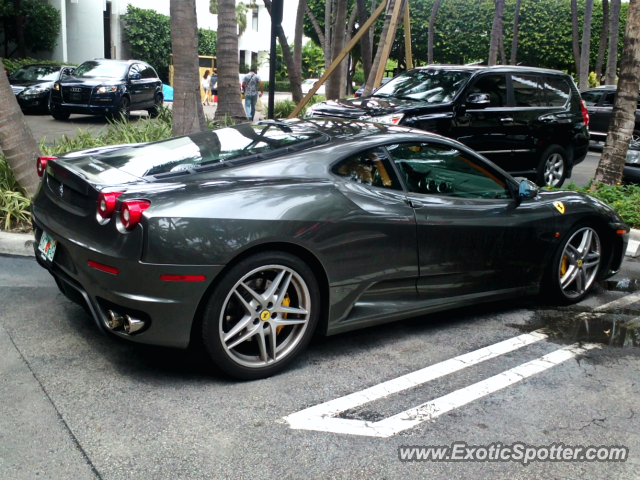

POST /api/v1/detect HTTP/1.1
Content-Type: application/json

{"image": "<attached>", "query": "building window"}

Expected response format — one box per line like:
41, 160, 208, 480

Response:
252, 8, 259, 31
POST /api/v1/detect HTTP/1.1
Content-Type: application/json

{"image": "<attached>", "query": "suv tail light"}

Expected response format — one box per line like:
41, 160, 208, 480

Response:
97, 191, 123, 219
580, 99, 589, 127
120, 199, 150, 230
36, 156, 57, 177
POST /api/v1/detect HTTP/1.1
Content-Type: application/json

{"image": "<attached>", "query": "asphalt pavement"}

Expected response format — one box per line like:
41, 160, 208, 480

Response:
0, 253, 638, 479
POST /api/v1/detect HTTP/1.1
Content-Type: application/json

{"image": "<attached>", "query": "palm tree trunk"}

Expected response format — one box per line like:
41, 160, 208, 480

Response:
571, 0, 581, 74
363, 0, 399, 96
305, 5, 326, 54
510, 0, 522, 65
606, 0, 621, 85
428, 0, 443, 64
214, 0, 247, 123
170, 0, 207, 136
324, 0, 332, 70
579, 0, 594, 90
499, 29, 506, 65
326, 0, 348, 100
356, 0, 373, 80
593, 0, 640, 186
595, 0, 609, 83
488, 0, 506, 66
293, 0, 306, 99
0, 59, 41, 197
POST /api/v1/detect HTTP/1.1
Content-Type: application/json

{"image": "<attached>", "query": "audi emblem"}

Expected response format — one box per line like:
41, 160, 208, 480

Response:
70, 88, 82, 92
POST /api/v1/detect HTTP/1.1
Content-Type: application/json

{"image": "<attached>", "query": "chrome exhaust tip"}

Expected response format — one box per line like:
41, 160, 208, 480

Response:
124, 315, 145, 334
107, 310, 124, 330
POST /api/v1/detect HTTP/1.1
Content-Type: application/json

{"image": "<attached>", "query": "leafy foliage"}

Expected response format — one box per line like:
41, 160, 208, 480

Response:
0, 156, 30, 231
198, 29, 217, 57
273, 95, 326, 118
262, 81, 295, 92
0, 0, 61, 57
1, 57, 75, 75
301, 41, 325, 78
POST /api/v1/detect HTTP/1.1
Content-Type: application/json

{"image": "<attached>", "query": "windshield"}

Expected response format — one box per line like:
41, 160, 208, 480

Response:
73, 61, 128, 79
11, 66, 60, 82
95, 123, 324, 177
373, 69, 473, 103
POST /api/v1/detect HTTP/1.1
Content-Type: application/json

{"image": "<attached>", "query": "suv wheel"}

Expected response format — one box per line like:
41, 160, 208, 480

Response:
114, 97, 130, 121
51, 109, 70, 121
147, 93, 163, 118
632, 130, 640, 145
536, 145, 567, 188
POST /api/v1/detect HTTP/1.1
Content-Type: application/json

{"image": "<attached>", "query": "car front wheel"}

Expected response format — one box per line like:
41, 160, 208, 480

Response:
201, 251, 320, 380
114, 96, 130, 121
536, 145, 568, 188
51, 109, 70, 121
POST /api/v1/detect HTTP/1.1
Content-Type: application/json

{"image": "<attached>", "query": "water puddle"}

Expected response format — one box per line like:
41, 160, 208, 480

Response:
599, 278, 640, 293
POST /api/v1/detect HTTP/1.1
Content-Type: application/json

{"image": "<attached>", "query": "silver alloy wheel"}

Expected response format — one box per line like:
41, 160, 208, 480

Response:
558, 227, 601, 299
632, 133, 640, 146
119, 98, 130, 118
544, 153, 565, 186
219, 264, 311, 368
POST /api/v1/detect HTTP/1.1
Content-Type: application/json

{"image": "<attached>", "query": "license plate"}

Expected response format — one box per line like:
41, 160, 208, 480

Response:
71, 93, 82, 101
38, 231, 57, 262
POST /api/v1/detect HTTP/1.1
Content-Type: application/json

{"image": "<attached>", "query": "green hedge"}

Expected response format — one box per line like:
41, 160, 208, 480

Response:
1, 58, 76, 75
262, 81, 292, 92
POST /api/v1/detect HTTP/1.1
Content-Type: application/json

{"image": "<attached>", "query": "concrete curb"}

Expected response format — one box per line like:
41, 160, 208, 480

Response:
0, 231, 35, 257
626, 229, 640, 258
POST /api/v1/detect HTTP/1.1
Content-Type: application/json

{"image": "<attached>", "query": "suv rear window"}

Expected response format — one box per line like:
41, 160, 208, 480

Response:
94, 123, 324, 177
543, 77, 571, 106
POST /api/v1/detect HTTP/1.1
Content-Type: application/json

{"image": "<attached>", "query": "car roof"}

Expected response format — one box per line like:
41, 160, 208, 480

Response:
415, 64, 570, 76
89, 59, 148, 66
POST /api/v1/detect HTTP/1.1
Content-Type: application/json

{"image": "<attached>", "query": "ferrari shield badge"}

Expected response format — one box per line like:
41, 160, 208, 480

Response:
553, 201, 565, 214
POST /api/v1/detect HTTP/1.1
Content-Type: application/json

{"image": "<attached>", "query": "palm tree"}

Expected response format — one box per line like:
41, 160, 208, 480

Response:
488, 0, 506, 66
510, 0, 522, 65
0, 59, 41, 196
593, 0, 640, 185
170, 0, 207, 136
579, 0, 594, 90
595, 0, 609, 83
571, 0, 581, 73
356, 0, 373, 80
428, 0, 443, 64
606, 0, 622, 85
326, 0, 349, 100
209, 0, 249, 36
363, 0, 399, 96
214, 0, 248, 122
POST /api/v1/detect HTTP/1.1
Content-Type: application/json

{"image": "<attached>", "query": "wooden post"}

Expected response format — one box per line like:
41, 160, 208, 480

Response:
404, 1, 412, 70
288, 0, 388, 119
373, 0, 405, 89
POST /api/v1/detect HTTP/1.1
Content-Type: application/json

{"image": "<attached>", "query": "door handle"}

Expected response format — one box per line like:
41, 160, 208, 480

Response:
500, 117, 514, 123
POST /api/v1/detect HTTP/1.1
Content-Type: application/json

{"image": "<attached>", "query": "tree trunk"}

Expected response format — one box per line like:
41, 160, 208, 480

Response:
305, 5, 326, 53
214, 0, 247, 123
170, 0, 207, 136
571, 0, 581, 74
363, 0, 399, 96
606, 0, 621, 85
499, 29, 506, 65
326, 0, 348, 100
324, 0, 332, 70
593, 0, 640, 186
428, 0, 443, 64
579, 0, 594, 90
293, 0, 306, 97
13, 0, 26, 58
595, 0, 609, 83
264, 0, 303, 103
356, 0, 373, 80
488, 0, 506, 66
0, 59, 41, 196
510, 0, 522, 65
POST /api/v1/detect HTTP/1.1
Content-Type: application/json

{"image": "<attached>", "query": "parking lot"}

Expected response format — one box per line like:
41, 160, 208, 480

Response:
1, 252, 638, 479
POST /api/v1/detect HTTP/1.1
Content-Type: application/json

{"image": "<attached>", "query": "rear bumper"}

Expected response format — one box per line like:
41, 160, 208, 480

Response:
32, 216, 224, 349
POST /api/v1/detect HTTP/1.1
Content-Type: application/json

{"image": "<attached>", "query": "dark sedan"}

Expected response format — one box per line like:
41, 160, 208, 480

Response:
9, 64, 75, 112
31, 119, 628, 380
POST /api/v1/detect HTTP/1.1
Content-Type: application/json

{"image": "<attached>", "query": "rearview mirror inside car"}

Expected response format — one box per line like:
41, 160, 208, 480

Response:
467, 93, 491, 108
518, 179, 539, 200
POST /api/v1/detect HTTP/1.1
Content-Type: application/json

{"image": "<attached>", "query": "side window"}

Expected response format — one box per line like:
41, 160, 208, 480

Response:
602, 92, 615, 107
544, 77, 571, 106
128, 64, 141, 78
468, 74, 508, 108
332, 147, 402, 191
387, 143, 511, 200
512, 75, 544, 107
581, 91, 604, 106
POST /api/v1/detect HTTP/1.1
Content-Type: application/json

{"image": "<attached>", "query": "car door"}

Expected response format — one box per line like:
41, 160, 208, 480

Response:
581, 89, 606, 134
127, 64, 144, 108
139, 65, 158, 106
385, 140, 556, 300
595, 91, 616, 135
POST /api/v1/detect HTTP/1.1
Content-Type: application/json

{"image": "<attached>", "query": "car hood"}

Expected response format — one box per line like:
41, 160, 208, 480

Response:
9, 79, 54, 94
59, 76, 125, 87
309, 96, 439, 118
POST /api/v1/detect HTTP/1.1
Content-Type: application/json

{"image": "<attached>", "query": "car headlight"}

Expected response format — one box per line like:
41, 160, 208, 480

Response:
53, 83, 60, 91
96, 85, 118, 94
21, 86, 50, 95
626, 149, 640, 165
368, 113, 404, 125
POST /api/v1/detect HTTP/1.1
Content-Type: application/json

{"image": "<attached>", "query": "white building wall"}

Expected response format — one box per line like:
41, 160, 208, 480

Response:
65, 0, 105, 64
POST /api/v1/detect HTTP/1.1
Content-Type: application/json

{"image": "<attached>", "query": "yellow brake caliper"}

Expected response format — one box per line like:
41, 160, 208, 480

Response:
560, 254, 569, 276
276, 293, 290, 335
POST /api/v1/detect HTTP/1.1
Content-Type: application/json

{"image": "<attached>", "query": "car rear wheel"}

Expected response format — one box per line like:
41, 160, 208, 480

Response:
545, 223, 602, 304
536, 145, 567, 188
51, 109, 70, 121
147, 93, 163, 118
201, 251, 319, 380
114, 97, 130, 121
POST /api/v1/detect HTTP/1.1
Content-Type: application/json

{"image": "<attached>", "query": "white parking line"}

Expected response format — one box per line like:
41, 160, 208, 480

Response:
593, 291, 640, 312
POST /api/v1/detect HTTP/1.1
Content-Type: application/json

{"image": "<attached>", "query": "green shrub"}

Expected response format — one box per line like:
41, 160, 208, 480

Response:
0, 156, 31, 231
0, 0, 61, 57
272, 95, 326, 119
262, 81, 293, 92
1, 58, 76, 75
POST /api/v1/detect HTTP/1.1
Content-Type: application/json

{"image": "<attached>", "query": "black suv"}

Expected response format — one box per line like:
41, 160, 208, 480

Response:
50, 59, 163, 121
581, 86, 640, 144
307, 66, 590, 187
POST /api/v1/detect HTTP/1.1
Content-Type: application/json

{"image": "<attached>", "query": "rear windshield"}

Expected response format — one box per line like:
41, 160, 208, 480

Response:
372, 69, 473, 103
94, 123, 324, 177
73, 61, 128, 79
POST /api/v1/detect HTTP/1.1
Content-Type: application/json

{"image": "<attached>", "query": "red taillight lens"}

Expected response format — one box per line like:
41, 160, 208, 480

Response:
36, 156, 57, 177
97, 191, 123, 219
87, 260, 119, 275
580, 99, 589, 127
120, 199, 150, 230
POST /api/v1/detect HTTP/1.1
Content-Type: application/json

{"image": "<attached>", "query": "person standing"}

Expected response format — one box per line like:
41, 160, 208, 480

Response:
210, 73, 218, 105
201, 69, 212, 106
242, 68, 263, 120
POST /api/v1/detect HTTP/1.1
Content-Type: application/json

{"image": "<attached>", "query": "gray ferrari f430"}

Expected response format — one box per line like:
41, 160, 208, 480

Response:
32, 118, 629, 379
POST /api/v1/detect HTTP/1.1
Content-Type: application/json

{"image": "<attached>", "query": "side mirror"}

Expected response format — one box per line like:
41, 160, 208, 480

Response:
129, 72, 141, 80
467, 93, 491, 108
518, 179, 539, 200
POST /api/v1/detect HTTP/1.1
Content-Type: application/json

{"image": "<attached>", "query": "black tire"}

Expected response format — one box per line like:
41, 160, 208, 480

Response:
147, 93, 163, 118
536, 145, 568, 188
202, 251, 320, 380
543, 222, 603, 305
51, 109, 70, 121
114, 96, 130, 121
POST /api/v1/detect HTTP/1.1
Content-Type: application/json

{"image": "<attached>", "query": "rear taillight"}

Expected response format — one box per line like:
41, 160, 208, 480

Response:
580, 99, 589, 127
120, 199, 150, 230
97, 191, 123, 219
36, 156, 57, 177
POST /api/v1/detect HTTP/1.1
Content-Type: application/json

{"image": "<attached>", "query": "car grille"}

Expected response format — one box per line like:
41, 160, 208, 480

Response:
47, 175, 91, 210
61, 86, 92, 104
